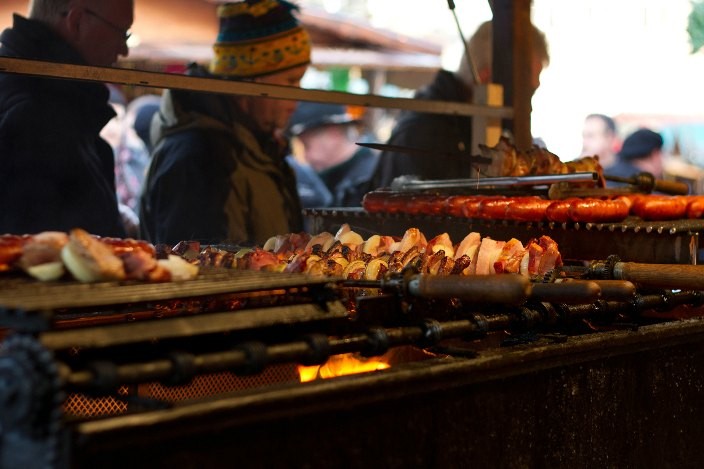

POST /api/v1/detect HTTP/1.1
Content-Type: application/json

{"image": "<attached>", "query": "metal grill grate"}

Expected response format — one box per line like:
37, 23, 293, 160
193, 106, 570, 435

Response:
62, 366, 300, 417
0, 268, 333, 312
142, 365, 300, 402
304, 207, 704, 264
64, 386, 130, 417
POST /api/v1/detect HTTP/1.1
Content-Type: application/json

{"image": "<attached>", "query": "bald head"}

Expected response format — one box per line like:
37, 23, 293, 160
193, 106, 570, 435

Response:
29, 0, 74, 23
29, 0, 133, 67
457, 20, 550, 94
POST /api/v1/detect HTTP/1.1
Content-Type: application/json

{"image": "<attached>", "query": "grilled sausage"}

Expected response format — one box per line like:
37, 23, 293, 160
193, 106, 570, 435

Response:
383, 193, 412, 214
461, 196, 486, 219
505, 197, 552, 222
478, 196, 511, 219
546, 198, 580, 223
413, 194, 447, 216
631, 195, 688, 221
569, 197, 630, 223
362, 191, 388, 213
686, 195, 704, 219
443, 195, 482, 218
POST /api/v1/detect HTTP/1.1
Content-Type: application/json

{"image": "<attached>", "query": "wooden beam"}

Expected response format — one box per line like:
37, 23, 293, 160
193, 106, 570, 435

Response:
512, 0, 534, 149
491, 0, 533, 149
0, 57, 513, 120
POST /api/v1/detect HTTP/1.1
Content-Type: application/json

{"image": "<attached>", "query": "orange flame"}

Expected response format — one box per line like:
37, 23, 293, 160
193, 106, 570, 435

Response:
298, 353, 391, 382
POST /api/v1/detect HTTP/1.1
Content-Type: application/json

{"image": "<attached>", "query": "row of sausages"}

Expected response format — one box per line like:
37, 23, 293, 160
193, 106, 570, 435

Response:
362, 192, 704, 223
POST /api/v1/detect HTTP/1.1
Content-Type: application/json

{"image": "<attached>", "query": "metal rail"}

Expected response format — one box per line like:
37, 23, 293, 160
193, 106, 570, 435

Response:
53, 290, 704, 393
0, 57, 514, 119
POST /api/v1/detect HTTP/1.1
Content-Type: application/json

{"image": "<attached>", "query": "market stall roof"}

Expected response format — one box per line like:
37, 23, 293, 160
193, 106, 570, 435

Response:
130, 7, 442, 70
0, 0, 442, 71
124, 2, 442, 71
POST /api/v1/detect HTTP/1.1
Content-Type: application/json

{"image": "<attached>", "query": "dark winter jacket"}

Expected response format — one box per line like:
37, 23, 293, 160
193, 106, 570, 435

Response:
286, 156, 333, 208
604, 159, 643, 180
372, 70, 474, 188
319, 146, 379, 206
0, 15, 126, 237
603, 159, 643, 188
140, 66, 303, 246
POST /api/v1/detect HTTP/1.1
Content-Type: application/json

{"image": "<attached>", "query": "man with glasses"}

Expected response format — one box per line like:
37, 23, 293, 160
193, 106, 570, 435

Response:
0, 0, 133, 237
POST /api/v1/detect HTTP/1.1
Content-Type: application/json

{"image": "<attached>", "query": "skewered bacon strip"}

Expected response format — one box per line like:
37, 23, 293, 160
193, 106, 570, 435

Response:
1, 230, 197, 282
0, 234, 30, 272
218, 225, 562, 281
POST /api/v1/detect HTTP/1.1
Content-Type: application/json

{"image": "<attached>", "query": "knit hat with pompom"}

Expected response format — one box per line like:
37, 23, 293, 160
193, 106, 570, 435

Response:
210, 0, 311, 78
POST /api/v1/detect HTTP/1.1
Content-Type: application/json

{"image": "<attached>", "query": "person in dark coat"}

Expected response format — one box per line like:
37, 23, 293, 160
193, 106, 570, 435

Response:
128, 94, 161, 153
286, 102, 379, 207
604, 128, 664, 183
140, 0, 310, 246
0, 0, 133, 237
286, 155, 334, 209
372, 20, 550, 188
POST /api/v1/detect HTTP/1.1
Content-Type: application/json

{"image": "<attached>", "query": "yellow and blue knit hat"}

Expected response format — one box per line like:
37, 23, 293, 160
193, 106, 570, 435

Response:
210, 0, 312, 78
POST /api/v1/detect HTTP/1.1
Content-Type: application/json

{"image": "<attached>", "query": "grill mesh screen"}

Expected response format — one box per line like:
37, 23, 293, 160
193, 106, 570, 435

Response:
142, 364, 300, 402
64, 386, 130, 417
63, 365, 300, 416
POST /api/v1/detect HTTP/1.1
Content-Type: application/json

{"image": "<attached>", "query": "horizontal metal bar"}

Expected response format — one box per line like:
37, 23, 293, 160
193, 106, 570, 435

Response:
59, 291, 697, 391
0, 268, 331, 311
391, 172, 597, 191
0, 57, 514, 119
41, 301, 349, 350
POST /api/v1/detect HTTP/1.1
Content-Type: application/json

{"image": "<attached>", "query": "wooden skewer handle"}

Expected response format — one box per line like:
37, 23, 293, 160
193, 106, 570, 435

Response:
572, 280, 636, 300
614, 263, 704, 290
529, 281, 601, 304
407, 274, 531, 304
652, 179, 690, 196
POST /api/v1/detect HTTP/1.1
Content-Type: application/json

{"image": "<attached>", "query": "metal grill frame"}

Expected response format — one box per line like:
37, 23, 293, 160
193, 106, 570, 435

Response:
67, 317, 704, 468
305, 208, 703, 264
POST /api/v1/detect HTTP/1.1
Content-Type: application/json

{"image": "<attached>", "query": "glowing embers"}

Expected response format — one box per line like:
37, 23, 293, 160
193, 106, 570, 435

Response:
298, 352, 391, 382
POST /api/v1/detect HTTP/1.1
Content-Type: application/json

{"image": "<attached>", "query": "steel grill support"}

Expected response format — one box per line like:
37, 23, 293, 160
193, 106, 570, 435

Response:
65, 317, 704, 469
31, 289, 704, 396
304, 208, 704, 264
3, 265, 704, 467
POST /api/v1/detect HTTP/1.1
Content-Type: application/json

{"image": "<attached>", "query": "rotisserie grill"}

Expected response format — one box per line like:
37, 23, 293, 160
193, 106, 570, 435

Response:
4, 253, 704, 468
2, 48, 704, 468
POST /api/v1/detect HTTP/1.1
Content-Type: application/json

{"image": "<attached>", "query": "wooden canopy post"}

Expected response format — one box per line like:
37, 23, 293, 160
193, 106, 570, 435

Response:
471, 83, 504, 154
491, 0, 534, 150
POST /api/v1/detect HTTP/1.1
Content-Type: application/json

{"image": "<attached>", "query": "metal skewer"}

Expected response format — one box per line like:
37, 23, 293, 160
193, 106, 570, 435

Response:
390, 172, 598, 192
604, 172, 689, 195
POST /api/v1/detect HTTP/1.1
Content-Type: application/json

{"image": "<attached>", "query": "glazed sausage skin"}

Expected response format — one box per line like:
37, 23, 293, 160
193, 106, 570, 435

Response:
686, 195, 704, 219
445, 195, 477, 218
506, 197, 552, 222
632, 195, 688, 221
383, 193, 411, 214
461, 196, 486, 219
413, 194, 447, 216
546, 198, 580, 223
362, 191, 388, 213
569, 198, 630, 223
478, 197, 511, 219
